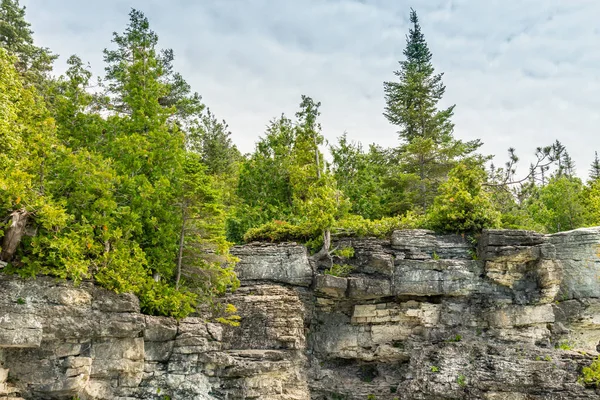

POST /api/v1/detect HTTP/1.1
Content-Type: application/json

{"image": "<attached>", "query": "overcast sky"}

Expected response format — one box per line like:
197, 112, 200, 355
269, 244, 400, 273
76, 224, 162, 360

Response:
23, 0, 600, 179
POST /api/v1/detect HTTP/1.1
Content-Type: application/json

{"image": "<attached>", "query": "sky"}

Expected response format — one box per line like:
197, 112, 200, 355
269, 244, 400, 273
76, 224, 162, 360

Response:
23, 0, 600, 179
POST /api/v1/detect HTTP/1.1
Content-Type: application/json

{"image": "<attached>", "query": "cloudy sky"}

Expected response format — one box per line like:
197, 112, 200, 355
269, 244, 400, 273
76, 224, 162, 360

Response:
23, 0, 600, 178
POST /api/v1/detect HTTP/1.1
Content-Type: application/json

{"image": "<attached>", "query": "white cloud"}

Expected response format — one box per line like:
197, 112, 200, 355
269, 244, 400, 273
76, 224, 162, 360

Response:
23, 0, 600, 178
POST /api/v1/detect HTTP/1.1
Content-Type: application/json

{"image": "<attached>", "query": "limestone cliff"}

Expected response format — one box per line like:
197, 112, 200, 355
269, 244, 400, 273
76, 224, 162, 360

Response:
1, 228, 600, 399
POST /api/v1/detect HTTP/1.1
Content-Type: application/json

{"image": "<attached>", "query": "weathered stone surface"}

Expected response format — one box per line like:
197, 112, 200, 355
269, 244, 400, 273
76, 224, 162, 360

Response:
391, 229, 473, 260
231, 243, 313, 286
393, 259, 482, 296
1, 227, 600, 400
314, 274, 347, 298
347, 276, 391, 299
550, 227, 600, 299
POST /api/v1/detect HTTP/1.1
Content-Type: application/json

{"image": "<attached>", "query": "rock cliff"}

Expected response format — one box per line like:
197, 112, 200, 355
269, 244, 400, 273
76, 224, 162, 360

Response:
1, 228, 600, 399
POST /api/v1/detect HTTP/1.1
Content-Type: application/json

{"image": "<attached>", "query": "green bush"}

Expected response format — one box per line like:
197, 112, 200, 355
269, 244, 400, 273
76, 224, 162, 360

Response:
243, 212, 425, 244
428, 162, 501, 233
580, 356, 600, 387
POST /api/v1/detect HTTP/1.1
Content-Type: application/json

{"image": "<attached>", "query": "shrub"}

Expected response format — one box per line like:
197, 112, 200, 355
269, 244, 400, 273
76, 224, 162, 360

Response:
580, 356, 600, 387
333, 246, 355, 258
243, 212, 425, 245
428, 162, 501, 233
324, 264, 355, 277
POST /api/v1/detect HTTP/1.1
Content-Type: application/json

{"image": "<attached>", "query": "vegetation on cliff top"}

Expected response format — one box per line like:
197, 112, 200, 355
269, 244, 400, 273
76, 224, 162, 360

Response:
0, 2, 599, 318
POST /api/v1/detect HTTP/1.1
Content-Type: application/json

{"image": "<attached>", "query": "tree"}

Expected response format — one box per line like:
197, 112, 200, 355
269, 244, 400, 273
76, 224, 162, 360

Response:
428, 160, 501, 233
102, 9, 202, 124
227, 115, 296, 243
0, 47, 61, 263
330, 134, 392, 219
590, 151, 600, 182
526, 176, 587, 233
0, 0, 56, 87
290, 95, 349, 259
188, 108, 241, 176
383, 8, 480, 211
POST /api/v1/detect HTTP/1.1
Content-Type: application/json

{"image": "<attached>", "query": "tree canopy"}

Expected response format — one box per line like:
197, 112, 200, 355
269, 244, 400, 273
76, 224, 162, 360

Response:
0, 6, 598, 319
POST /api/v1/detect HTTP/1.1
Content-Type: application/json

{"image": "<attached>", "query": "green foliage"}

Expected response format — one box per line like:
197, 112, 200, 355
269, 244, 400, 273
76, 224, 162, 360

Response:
0, 10, 237, 320
430, 365, 440, 373
243, 213, 425, 244
526, 176, 588, 233
446, 334, 462, 343
580, 356, 600, 387
324, 264, 355, 277
332, 213, 425, 238
214, 303, 241, 327
0, 0, 57, 87
383, 9, 481, 212
457, 374, 467, 387
333, 246, 355, 259
367, 395, 377, 400
555, 340, 574, 351
330, 134, 393, 219
428, 161, 501, 233
243, 220, 320, 243
590, 152, 600, 183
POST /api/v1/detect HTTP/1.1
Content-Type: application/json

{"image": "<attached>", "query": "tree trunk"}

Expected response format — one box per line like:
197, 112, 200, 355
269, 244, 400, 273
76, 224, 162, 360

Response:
311, 228, 332, 263
1, 209, 30, 262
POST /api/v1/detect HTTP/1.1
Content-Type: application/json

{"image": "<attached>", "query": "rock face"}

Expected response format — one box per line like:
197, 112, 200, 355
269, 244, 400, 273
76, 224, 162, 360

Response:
1, 227, 600, 399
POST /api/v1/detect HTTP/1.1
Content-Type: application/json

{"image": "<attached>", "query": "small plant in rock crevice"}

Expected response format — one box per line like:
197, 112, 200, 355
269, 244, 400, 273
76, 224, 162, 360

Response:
555, 339, 574, 351
446, 334, 462, 343
333, 246, 355, 259
580, 356, 600, 387
324, 264, 355, 277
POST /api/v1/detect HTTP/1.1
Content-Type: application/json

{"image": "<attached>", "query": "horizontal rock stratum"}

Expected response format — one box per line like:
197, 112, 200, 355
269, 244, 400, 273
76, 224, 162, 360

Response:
1, 228, 600, 399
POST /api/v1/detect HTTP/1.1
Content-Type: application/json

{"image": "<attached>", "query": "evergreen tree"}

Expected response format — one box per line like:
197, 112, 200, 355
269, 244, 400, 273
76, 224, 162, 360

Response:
103, 9, 202, 123
383, 8, 480, 211
189, 108, 241, 176
290, 95, 349, 259
227, 115, 296, 243
0, 0, 56, 86
330, 134, 392, 219
590, 151, 600, 182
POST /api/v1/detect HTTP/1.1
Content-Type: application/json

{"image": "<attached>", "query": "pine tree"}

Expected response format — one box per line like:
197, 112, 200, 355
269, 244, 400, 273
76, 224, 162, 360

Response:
590, 151, 600, 182
0, 0, 56, 85
383, 8, 480, 212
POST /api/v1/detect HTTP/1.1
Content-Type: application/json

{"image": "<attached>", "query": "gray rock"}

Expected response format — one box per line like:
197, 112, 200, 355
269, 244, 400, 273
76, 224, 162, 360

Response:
393, 259, 482, 296
231, 243, 313, 286
0, 227, 599, 400
314, 274, 347, 298
550, 227, 600, 299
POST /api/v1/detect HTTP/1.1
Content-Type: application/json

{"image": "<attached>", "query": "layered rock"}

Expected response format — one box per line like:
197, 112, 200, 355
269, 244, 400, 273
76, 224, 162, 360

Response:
0, 227, 600, 399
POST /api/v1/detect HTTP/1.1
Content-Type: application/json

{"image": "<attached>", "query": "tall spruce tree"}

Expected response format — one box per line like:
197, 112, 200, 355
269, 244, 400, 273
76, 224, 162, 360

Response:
384, 8, 480, 212
590, 151, 600, 182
